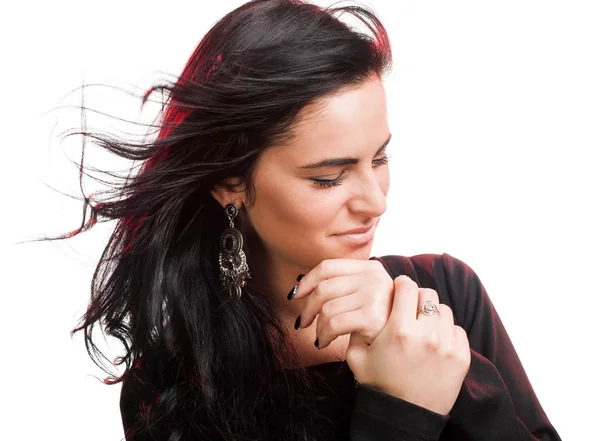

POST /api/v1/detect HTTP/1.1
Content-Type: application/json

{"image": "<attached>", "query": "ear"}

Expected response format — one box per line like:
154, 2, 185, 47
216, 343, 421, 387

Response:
210, 177, 246, 209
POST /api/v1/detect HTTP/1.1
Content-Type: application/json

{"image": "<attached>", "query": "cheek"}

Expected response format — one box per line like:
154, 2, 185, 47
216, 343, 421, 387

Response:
248, 182, 323, 237
284, 188, 341, 232
252, 184, 342, 247
298, 194, 342, 231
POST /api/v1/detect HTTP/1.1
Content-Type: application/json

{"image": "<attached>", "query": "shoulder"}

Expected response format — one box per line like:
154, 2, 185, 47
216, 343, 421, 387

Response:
369, 252, 477, 285
369, 253, 484, 328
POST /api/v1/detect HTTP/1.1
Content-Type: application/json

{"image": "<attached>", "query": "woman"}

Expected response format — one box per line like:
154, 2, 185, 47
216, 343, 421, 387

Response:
47, 0, 562, 440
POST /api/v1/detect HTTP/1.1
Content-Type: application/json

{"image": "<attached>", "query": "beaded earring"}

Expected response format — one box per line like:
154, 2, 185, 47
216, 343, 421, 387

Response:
218, 202, 251, 298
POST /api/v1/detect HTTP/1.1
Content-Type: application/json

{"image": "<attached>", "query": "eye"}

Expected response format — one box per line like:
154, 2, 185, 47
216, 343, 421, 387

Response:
309, 154, 391, 189
373, 153, 391, 166
311, 172, 346, 188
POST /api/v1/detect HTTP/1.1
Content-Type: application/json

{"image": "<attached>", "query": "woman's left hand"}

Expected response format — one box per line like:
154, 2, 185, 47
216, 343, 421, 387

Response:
290, 259, 394, 349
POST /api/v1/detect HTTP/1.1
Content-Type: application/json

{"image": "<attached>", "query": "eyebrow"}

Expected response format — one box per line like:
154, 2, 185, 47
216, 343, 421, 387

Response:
298, 133, 392, 169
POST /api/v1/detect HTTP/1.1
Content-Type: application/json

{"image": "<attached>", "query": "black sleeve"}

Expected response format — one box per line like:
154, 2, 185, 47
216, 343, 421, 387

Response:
350, 383, 450, 441
350, 253, 563, 441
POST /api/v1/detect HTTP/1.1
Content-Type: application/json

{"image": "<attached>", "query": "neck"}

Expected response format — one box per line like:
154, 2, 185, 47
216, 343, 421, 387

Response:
242, 224, 309, 322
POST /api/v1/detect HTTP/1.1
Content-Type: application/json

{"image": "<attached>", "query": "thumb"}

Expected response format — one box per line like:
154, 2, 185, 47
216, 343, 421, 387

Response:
345, 331, 369, 373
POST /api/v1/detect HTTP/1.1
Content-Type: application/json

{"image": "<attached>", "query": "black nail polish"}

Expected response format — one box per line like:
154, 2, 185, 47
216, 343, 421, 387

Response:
287, 285, 298, 300
296, 274, 305, 282
314, 338, 319, 349
294, 315, 301, 330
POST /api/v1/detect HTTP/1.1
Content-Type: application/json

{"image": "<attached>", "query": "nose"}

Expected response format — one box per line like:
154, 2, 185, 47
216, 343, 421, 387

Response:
347, 170, 388, 218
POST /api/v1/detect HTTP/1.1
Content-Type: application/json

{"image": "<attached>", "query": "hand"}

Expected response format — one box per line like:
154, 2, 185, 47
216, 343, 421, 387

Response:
290, 258, 394, 349
345, 275, 471, 416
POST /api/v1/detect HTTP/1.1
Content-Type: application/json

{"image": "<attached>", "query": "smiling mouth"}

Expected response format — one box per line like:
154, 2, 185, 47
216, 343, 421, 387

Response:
336, 224, 375, 235
335, 219, 379, 236
333, 220, 379, 245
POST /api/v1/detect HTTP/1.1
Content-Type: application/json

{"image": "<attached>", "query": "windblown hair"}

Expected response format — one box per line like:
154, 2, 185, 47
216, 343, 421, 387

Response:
31, 1, 392, 439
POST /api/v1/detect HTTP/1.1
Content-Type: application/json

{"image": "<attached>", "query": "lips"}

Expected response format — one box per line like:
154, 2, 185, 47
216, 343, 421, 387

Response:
333, 220, 378, 246
335, 220, 378, 236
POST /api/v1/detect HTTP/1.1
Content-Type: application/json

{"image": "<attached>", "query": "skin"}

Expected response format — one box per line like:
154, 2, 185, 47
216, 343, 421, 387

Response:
211, 73, 392, 365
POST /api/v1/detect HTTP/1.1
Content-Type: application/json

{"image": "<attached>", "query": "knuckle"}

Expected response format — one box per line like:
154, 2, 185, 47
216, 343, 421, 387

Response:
320, 300, 333, 316
345, 347, 358, 365
375, 271, 391, 286
394, 275, 417, 289
317, 276, 328, 290
326, 315, 341, 333
365, 307, 386, 335
371, 260, 386, 273
369, 303, 388, 324
455, 325, 468, 341
423, 333, 440, 350
369, 260, 380, 269
394, 274, 413, 283
392, 326, 413, 341
374, 314, 387, 331
315, 279, 330, 297
463, 349, 472, 366
452, 327, 472, 362
319, 259, 333, 274
451, 347, 471, 367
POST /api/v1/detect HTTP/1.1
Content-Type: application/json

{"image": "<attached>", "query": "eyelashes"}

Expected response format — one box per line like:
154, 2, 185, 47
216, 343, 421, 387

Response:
310, 154, 391, 189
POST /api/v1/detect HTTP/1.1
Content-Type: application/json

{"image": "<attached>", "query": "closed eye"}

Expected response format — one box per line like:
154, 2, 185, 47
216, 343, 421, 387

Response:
310, 152, 391, 188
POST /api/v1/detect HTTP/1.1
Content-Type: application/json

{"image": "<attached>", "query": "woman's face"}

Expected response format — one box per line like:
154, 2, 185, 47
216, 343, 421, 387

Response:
241, 74, 391, 270
213, 75, 390, 272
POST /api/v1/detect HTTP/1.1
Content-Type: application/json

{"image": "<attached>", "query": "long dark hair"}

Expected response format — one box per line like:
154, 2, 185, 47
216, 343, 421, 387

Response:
28, 1, 392, 439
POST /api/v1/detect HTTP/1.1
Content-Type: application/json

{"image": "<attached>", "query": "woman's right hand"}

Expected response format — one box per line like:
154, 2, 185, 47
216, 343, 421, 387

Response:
345, 275, 472, 416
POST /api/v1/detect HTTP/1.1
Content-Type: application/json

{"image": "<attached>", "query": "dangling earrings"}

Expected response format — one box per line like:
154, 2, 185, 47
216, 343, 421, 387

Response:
218, 202, 251, 298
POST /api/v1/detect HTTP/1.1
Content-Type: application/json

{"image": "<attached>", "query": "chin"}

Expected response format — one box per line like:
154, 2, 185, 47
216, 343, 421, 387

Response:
345, 247, 374, 260
304, 239, 373, 267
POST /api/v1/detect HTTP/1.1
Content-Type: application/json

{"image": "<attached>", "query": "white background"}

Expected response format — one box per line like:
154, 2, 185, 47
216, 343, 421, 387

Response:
2, 1, 598, 440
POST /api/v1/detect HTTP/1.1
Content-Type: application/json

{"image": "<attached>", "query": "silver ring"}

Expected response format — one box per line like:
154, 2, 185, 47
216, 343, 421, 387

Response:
419, 300, 439, 316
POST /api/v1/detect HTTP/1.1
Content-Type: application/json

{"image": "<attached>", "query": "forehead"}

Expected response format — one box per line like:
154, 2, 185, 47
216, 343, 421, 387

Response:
264, 76, 389, 165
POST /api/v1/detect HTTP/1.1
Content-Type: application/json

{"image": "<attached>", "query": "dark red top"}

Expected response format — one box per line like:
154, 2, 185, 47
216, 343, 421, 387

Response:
120, 253, 563, 440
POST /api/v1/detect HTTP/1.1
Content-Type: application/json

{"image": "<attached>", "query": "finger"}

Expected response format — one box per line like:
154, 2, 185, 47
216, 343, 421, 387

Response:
345, 331, 369, 369
291, 258, 380, 301
298, 274, 361, 329
415, 288, 441, 320
453, 325, 471, 360
428, 304, 455, 352
387, 275, 419, 330
313, 293, 363, 347
316, 307, 365, 349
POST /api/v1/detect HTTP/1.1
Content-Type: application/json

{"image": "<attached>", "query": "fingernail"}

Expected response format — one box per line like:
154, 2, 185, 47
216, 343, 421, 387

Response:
296, 274, 305, 282
294, 315, 301, 330
287, 285, 298, 301
314, 337, 319, 349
